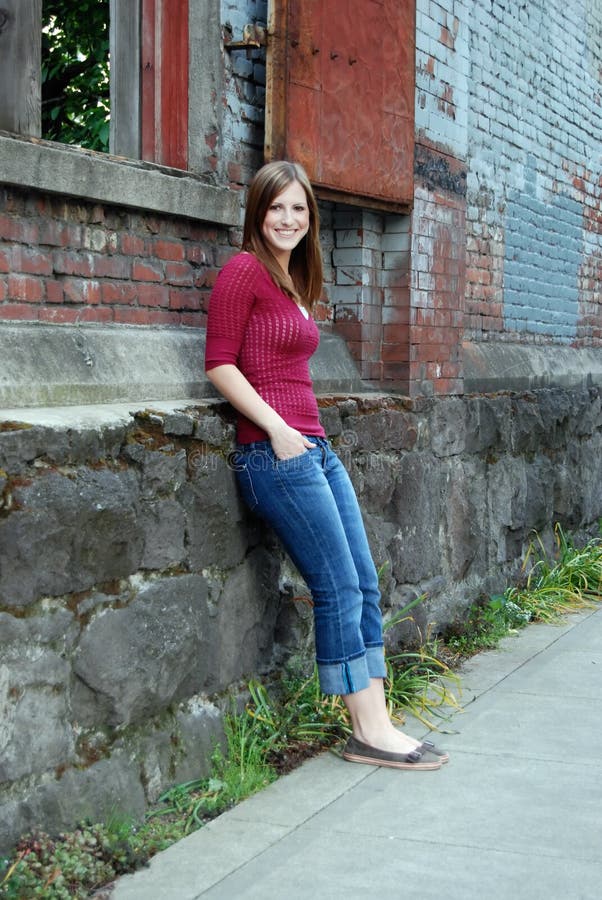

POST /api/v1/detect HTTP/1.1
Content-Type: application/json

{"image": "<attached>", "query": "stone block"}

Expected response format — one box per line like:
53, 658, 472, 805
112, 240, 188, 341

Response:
182, 452, 248, 570
172, 700, 226, 787
389, 453, 443, 583
0, 468, 143, 607
343, 408, 419, 454
318, 404, 342, 437
137, 447, 187, 498
0, 422, 127, 475
193, 414, 235, 446
272, 565, 316, 670
430, 399, 467, 457
208, 547, 281, 691
465, 396, 512, 454
73, 574, 212, 727
4, 750, 147, 855
163, 412, 195, 436
0, 658, 74, 782
441, 458, 486, 580
139, 498, 186, 569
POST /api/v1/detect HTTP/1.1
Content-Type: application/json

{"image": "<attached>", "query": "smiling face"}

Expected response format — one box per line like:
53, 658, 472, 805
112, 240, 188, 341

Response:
261, 180, 310, 270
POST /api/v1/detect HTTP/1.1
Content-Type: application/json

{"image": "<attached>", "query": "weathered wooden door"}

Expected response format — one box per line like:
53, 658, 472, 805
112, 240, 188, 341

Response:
266, 0, 415, 210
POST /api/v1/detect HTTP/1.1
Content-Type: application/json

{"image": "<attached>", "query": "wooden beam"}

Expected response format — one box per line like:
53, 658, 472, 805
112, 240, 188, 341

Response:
0, 0, 42, 137
110, 0, 141, 158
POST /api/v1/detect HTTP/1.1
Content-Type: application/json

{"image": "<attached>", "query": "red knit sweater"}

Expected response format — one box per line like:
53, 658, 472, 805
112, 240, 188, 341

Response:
204, 252, 326, 444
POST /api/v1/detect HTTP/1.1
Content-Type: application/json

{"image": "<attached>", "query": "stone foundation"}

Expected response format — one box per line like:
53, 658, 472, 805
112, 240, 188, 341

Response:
1, 386, 601, 851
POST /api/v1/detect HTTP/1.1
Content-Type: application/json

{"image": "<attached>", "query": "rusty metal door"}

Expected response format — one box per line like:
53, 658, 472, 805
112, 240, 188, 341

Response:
266, 0, 415, 210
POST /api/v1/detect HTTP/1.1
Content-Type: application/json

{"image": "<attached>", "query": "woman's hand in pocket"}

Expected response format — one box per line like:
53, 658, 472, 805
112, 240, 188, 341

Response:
269, 425, 316, 460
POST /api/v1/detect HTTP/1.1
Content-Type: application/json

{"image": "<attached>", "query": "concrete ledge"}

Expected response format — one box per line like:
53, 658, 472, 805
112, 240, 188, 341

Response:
0, 322, 365, 409
463, 341, 602, 393
0, 132, 240, 226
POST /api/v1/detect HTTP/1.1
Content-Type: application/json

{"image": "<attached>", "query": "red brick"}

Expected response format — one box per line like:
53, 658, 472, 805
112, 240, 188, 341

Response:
10, 246, 53, 276
411, 308, 435, 326
227, 161, 243, 184
0, 215, 39, 243
75, 307, 114, 323
441, 362, 461, 378
38, 220, 79, 247
0, 278, 6, 300
0, 248, 9, 273
194, 268, 218, 289
137, 284, 170, 307
381, 344, 410, 362
169, 289, 201, 311
121, 234, 148, 256
0, 302, 39, 320
101, 282, 138, 304
382, 324, 410, 344
382, 305, 410, 325
180, 312, 206, 328
38, 307, 81, 324
334, 321, 361, 341
132, 261, 164, 282
63, 278, 101, 304
433, 377, 463, 395
52, 251, 94, 277
154, 240, 185, 261
382, 362, 409, 382
215, 247, 236, 267
412, 343, 452, 363
92, 255, 130, 279
186, 245, 209, 265
8, 274, 44, 302
165, 262, 194, 286
45, 280, 65, 303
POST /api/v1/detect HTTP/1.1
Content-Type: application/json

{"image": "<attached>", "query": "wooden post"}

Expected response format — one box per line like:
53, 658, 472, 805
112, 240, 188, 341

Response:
0, 0, 42, 137
141, 0, 189, 169
110, 0, 141, 158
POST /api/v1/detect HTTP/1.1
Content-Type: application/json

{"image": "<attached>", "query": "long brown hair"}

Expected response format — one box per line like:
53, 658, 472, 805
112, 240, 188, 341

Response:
242, 161, 323, 311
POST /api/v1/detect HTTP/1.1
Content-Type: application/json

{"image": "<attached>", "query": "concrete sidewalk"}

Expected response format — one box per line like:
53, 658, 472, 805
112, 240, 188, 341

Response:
111, 606, 602, 900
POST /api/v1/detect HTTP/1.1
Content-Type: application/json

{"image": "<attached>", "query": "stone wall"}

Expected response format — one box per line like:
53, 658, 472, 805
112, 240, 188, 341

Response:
1, 386, 601, 851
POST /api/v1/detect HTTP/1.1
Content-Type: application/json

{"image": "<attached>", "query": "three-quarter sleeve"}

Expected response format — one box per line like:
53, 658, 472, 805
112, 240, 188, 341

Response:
204, 253, 261, 371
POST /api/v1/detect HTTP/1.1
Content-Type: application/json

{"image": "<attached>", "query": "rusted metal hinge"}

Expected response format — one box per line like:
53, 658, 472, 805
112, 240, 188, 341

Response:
224, 23, 267, 51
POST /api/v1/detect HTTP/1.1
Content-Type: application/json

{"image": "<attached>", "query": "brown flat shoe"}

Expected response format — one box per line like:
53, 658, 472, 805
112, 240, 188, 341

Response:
416, 740, 450, 764
342, 736, 442, 771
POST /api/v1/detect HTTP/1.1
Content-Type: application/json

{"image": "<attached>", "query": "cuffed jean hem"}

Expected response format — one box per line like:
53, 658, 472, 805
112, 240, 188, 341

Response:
317, 645, 387, 695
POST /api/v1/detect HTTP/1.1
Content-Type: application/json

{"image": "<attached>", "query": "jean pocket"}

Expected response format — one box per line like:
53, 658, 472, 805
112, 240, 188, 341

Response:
274, 449, 314, 471
234, 460, 260, 511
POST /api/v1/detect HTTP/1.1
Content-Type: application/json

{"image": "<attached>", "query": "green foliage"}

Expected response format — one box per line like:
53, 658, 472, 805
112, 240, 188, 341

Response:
447, 525, 602, 656
5, 523, 599, 897
0, 819, 150, 899
148, 705, 279, 835
42, 0, 110, 151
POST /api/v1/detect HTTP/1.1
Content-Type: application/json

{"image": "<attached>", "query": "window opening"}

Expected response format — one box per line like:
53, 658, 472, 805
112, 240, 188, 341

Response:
41, 0, 110, 152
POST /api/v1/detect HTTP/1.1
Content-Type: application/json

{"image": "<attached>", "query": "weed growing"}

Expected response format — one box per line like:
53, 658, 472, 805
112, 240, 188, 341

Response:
2, 523, 600, 898
446, 524, 602, 657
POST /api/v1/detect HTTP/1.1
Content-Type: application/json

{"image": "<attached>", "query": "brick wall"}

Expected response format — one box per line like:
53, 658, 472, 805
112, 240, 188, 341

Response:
463, 0, 601, 346
0, 187, 230, 327
221, 0, 267, 188
413, 0, 601, 395
0, 0, 600, 398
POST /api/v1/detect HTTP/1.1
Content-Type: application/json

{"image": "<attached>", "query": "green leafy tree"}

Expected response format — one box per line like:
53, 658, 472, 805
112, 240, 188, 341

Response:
41, 0, 110, 152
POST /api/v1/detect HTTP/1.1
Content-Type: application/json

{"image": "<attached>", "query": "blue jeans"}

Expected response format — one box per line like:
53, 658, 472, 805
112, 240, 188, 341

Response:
233, 436, 386, 695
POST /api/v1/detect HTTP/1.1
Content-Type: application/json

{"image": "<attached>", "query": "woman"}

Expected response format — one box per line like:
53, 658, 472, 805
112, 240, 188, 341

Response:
205, 160, 448, 770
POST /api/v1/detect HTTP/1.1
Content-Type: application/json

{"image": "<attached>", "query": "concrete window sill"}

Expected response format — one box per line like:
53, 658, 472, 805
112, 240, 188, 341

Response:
0, 132, 240, 226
